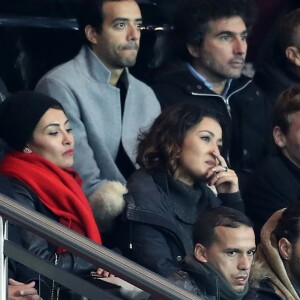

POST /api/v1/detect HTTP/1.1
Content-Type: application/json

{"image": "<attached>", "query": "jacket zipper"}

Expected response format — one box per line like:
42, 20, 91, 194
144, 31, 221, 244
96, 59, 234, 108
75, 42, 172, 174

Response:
191, 78, 252, 117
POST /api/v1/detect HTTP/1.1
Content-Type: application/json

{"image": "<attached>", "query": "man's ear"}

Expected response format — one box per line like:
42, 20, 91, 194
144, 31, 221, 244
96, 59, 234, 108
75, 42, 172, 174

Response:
85, 25, 99, 45
286, 46, 300, 67
187, 44, 201, 59
273, 126, 286, 148
278, 238, 293, 260
194, 243, 208, 262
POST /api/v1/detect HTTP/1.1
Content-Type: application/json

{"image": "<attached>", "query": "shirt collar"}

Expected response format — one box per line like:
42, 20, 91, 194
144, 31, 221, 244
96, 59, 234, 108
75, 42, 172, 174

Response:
187, 63, 232, 97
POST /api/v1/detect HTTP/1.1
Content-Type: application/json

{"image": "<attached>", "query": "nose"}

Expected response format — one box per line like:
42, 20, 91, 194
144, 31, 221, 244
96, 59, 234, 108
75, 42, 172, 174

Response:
233, 37, 247, 55
238, 254, 251, 270
63, 130, 73, 146
212, 142, 220, 155
127, 23, 140, 41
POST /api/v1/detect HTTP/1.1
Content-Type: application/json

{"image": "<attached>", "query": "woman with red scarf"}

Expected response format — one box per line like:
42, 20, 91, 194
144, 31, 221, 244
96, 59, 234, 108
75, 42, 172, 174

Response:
0, 91, 110, 297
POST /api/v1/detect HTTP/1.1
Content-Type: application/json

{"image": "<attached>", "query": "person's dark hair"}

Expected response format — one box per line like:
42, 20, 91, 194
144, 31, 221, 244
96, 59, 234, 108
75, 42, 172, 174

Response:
273, 203, 300, 246
276, 8, 300, 66
0, 91, 64, 151
273, 85, 300, 135
77, 0, 135, 44
137, 104, 224, 174
193, 206, 253, 248
172, 0, 256, 61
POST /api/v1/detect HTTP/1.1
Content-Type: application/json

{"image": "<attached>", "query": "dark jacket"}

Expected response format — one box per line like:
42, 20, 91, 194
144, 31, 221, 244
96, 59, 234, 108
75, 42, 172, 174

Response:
122, 168, 243, 278
243, 152, 300, 241
9, 178, 95, 284
169, 254, 256, 300
252, 278, 288, 300
151, 67, 270, 189
253, 49, 299, 109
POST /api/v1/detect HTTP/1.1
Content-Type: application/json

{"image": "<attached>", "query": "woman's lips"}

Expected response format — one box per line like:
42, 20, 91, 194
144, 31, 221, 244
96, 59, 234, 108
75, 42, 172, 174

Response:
64, 149, 74, 156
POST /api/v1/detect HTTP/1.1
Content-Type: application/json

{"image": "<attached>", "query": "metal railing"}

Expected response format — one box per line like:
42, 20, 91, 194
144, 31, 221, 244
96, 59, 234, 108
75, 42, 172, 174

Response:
0, 193, 203, 300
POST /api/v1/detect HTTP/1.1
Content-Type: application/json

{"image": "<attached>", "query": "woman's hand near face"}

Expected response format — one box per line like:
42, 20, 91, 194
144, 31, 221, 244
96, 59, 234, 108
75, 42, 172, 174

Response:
207, 152, 239, 194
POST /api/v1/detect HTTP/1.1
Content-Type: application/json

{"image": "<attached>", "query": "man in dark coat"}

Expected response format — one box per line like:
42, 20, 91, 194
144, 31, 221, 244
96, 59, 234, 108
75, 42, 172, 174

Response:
253, 8, 300, 109
244, 85, 300, 242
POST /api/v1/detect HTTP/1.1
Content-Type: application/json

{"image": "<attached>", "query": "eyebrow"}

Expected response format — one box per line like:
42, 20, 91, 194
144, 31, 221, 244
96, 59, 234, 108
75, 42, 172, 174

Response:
226, 248, 241, 252
112, 17, 143, 23
225, 247, 256, 253
217, 30, 248, 37
43, 120, 69, 130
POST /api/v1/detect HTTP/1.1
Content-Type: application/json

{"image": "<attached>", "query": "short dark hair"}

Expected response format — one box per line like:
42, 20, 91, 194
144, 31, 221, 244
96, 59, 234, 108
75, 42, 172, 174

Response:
77, 0, 135, 44
273, 203, 300, 246
276, 8, 300, 64
273, 85, 300, 135
193, 206, 253, 248
172, 0, 256, 61
137, 104, 224, 174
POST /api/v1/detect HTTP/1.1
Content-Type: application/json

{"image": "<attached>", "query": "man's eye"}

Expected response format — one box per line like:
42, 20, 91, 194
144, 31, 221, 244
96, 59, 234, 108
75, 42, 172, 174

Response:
227, 251, 236, 257
220, 35, 230, 41
49, 132, 58, 136
248, 250, 256, 256
241, 34, 248, 41
115, 23, 125, 29
136, 23, 142, 29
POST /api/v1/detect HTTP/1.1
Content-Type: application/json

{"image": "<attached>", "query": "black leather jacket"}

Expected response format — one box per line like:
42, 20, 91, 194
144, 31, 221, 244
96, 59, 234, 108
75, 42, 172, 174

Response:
9, 178, 95, 284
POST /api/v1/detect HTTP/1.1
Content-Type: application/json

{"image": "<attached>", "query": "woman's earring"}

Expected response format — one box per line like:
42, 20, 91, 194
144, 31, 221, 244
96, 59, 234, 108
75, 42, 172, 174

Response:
23, 147, 32, 153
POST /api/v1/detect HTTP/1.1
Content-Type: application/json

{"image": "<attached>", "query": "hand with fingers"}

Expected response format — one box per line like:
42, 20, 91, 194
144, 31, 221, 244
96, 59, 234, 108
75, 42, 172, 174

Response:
91, 268, 115, 278
208, 151, 239, 194
8, 279, 42, 300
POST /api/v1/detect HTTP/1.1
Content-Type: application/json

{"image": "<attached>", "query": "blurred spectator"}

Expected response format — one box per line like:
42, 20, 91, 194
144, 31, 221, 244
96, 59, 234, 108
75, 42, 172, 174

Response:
169, 206, 256, 299
250, 204, 300, 299
121, 104, 243, 277
246, 0, 291, 65
0, 77, 8, 101
0, 77, 9, 159
253, 8, 300, 109
35, 0, 160, 235
151, 0, 269, 191
244, 86, 300, 242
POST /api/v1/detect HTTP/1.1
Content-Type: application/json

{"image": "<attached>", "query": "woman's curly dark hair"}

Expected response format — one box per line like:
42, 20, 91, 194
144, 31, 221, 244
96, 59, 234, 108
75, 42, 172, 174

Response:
137, 104, 224, 174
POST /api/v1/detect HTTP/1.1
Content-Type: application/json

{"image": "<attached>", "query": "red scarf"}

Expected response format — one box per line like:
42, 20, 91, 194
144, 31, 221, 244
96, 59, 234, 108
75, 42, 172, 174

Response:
0, 151, 102, 247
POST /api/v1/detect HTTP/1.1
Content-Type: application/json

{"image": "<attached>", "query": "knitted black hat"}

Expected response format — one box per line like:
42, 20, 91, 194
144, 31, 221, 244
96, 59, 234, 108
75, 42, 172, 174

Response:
0, 91, 64, 151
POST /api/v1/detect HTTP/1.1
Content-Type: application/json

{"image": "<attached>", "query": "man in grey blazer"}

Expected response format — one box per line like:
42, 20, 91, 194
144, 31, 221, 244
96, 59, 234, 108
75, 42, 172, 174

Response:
35, 0, 161, 234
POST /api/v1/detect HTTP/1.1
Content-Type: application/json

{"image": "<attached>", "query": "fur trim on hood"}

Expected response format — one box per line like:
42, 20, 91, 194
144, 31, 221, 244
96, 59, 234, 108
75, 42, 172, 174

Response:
250, 208, 300, 300
89, 181, 127, 232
